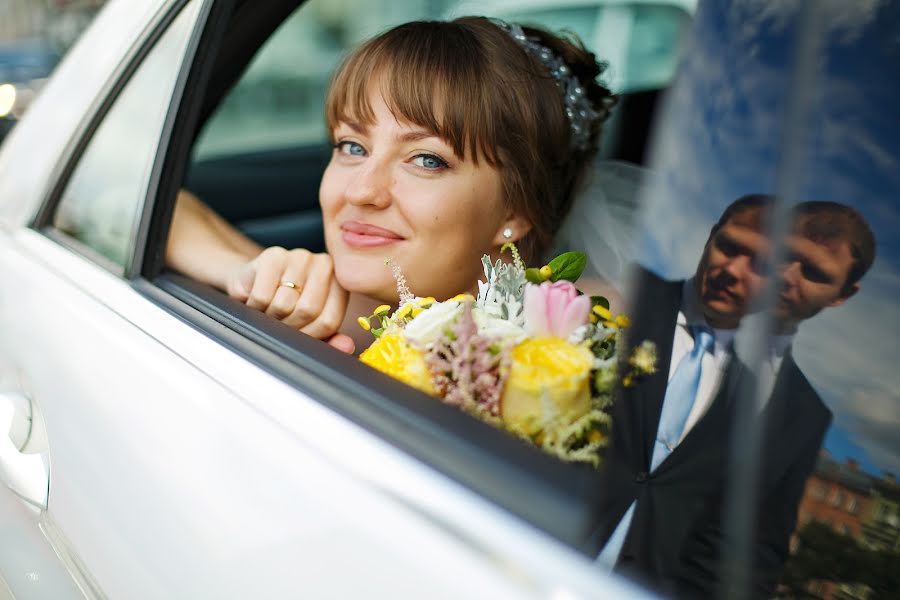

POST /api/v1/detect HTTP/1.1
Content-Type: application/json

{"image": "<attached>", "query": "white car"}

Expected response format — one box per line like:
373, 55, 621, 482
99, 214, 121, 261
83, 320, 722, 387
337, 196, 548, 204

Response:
3, 0, 895, 598
0, 0, 658, 598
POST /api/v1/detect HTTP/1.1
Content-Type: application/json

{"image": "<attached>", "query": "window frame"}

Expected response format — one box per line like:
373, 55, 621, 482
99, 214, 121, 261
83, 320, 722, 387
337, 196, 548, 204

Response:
31, 0, 212, 277
133, 0, 609, 552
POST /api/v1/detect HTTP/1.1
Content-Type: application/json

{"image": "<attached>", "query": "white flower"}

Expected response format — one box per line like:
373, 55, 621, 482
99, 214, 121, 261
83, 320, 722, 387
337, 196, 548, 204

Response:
472, 308, 527, 343
402, 301, 463, 347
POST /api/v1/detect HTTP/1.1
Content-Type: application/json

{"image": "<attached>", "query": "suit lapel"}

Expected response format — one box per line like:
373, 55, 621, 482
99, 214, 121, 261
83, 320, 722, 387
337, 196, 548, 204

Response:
617, 269, 683, 471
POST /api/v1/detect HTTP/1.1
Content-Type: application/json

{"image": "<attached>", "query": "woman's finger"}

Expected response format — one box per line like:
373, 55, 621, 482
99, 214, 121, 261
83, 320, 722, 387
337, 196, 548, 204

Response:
326, 333, 355, 354
282, 253, 334, 329
226, 261, 257, 303
255, 249, 306, 317
299, 277, 349, 340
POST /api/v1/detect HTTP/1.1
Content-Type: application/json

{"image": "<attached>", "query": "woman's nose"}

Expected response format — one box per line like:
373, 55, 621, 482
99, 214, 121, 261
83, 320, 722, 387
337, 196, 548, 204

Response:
344, 160, 392, 208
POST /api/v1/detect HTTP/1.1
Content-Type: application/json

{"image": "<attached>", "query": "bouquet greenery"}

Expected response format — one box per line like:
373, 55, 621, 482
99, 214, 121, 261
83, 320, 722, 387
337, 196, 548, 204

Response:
358, 245, 655, 466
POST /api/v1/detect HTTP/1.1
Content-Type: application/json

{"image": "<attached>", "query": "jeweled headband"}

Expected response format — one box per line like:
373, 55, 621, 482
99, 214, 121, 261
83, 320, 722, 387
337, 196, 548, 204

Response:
499, 22, 602, 153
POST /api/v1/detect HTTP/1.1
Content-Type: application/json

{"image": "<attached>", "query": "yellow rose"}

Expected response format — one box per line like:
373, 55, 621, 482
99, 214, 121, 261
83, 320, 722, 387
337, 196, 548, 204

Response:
501, 337, 594, 435
360, 334, 436, 396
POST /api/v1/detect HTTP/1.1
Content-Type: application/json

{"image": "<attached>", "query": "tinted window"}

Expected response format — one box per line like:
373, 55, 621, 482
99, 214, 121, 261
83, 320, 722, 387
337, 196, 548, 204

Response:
52, 1, 201, 269
622, 1, 899, 597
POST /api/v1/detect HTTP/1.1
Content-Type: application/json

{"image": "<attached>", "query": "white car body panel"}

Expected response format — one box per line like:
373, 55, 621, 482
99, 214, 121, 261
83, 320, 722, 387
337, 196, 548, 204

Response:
0, 1, 657, 597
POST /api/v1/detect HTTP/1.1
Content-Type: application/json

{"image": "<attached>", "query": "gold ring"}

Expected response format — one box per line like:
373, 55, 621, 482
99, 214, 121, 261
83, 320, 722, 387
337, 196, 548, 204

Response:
280, 280, 299, 290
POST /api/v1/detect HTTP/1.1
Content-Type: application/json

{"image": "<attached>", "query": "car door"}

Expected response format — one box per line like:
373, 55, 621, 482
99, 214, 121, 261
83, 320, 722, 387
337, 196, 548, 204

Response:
0, 1, 653, 598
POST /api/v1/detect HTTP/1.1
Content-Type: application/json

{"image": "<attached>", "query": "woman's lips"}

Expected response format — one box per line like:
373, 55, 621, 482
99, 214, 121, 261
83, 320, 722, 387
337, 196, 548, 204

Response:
341, 221, 403, 248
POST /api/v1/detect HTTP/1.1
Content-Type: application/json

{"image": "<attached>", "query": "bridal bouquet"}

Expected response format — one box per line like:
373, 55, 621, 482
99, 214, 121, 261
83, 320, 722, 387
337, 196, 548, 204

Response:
358, 245, 656, 466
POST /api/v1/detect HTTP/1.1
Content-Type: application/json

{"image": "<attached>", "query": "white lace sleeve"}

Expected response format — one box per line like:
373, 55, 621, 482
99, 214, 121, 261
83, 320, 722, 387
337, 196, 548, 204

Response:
547, 159, 648, 291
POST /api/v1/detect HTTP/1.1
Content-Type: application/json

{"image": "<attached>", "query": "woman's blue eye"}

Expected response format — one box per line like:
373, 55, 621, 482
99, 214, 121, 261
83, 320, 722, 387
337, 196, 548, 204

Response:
413, 153, 449, 170
336, 141, 366, 156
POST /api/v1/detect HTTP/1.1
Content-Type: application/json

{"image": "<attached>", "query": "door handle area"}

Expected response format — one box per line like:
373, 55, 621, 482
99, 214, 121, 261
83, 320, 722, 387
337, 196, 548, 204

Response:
0, 389, 48, 509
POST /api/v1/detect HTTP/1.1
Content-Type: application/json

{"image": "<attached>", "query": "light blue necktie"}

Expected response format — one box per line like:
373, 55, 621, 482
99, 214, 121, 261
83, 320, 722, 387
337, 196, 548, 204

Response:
651, 324, 715, 471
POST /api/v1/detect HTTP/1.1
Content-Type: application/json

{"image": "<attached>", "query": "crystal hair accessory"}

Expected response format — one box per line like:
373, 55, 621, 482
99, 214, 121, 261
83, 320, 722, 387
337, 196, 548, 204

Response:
499, 22, 603, 153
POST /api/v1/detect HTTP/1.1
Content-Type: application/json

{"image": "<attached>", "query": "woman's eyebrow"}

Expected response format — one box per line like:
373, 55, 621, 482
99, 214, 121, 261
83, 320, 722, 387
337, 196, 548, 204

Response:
397, 129, 440, 143
340, 120, 366, 134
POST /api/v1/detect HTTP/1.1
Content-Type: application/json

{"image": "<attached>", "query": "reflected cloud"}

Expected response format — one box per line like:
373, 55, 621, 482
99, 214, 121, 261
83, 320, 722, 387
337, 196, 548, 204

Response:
794, 263, 900, 475
733, 0, 885, 44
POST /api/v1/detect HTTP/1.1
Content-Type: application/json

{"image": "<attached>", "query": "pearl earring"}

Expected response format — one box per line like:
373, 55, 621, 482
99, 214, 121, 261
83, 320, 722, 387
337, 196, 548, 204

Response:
502, 227, 513, 239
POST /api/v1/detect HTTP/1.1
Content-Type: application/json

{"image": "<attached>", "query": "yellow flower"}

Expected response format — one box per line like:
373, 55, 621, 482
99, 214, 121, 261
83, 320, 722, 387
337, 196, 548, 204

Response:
373, 304, 391, 317
418, 297, 436, 308
501, 337, 594, 435
396, 303, 414, 319
360, 334, 436, 396
449, 293, 475, 303
411, 307, 424, 318
629, 341, 658, 375
357, 316, 371, 331
615, 314, 632, 329
592, 305, 612, 321
539, 265, 553, 279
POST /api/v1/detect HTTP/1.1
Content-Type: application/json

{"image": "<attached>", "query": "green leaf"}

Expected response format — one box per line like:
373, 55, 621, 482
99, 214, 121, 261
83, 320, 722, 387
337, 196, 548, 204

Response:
525, 268, 544, 284
591, 295, 610, 310
372, 327, 384, 337
548, 251, 586, 282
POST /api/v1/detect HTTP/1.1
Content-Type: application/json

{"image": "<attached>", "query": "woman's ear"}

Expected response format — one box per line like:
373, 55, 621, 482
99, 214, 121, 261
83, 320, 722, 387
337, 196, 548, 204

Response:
492, 214, 533, 246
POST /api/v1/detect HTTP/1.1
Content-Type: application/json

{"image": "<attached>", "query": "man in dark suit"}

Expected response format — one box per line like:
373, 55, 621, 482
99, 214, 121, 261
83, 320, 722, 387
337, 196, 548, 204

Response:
586, 197, 876, 598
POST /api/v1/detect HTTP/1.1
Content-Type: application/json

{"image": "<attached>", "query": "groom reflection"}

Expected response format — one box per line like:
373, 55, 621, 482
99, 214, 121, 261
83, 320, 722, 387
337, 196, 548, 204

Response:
587, 196, 875, 598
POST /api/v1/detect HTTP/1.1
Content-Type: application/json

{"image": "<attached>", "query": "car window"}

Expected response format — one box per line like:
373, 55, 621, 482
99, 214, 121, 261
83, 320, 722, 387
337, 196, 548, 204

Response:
631, 1, 900, 596
51, 0, 202, 271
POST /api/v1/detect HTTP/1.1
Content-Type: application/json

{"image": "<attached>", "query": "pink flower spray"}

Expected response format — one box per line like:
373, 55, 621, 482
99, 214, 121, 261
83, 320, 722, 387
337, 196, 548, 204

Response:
523, 280, 591, 339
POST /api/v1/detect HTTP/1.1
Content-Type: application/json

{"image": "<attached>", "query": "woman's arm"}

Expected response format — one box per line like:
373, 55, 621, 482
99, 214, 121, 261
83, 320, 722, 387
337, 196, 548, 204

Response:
165, 189, 262, 289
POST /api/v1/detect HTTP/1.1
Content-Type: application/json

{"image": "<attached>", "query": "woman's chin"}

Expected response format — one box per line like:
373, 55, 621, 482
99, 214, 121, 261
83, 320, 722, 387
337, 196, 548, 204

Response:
334, 267, 398, 303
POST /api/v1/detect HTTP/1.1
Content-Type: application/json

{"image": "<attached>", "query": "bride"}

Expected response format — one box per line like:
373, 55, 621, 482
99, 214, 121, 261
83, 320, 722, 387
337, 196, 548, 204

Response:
166, 17, 639, 353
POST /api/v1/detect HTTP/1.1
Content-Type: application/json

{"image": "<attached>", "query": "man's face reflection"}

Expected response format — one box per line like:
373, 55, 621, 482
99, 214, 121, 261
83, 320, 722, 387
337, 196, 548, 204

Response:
775, 232, 858, 327
694, 203, 863, 332
694, 208, 770, 329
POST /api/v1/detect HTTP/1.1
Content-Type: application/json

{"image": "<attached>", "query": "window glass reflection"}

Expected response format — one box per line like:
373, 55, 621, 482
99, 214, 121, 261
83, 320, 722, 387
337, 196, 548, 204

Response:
597, 0, 898, 597
53, 2, 202, 268
774, 1, 900, 597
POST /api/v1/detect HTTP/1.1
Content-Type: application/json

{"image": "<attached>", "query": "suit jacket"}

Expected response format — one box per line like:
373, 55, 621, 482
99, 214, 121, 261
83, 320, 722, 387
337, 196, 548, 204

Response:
585, 268, 832, 598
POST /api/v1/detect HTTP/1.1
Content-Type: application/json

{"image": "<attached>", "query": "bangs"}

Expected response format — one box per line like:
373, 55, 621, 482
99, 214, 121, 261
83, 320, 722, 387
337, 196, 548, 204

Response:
325, 22, 501, 165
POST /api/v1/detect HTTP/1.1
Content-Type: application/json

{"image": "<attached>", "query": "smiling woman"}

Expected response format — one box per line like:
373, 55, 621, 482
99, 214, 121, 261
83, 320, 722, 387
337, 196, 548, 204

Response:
165, 16, 616, 352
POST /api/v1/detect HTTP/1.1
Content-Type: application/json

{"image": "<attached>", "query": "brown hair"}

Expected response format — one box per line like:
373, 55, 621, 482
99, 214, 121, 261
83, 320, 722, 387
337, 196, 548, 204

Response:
714, 194, 774, 231
324, 17, 615, 262
792, 201, 876, 292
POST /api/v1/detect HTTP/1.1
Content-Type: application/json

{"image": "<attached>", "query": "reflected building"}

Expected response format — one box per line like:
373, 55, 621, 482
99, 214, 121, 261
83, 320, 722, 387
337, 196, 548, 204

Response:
796, 453, 873, 541
860, 475, 900, 553
785, 453, 900, 599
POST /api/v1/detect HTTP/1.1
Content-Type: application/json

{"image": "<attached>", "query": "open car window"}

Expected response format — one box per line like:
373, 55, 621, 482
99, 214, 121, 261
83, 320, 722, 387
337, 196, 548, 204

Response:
143, 0, 692, 553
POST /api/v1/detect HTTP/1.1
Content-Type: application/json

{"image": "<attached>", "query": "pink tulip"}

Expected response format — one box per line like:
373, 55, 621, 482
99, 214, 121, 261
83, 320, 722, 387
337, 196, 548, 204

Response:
523, 281, 591, 339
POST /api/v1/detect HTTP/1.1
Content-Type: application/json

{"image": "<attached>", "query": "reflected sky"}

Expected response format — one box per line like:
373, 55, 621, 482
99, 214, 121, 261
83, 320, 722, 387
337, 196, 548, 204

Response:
636, 0, 899, 475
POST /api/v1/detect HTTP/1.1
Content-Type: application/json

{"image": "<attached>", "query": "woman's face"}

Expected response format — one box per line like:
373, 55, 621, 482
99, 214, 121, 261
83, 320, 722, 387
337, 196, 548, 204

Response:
320, 91, 518, 302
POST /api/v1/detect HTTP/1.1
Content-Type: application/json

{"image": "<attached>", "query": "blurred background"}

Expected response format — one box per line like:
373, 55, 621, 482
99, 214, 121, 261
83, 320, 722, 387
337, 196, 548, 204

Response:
0, 0, 106, 139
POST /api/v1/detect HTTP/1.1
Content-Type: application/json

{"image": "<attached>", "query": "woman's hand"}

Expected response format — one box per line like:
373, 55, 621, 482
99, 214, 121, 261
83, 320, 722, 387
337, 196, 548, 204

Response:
226, 247, 354, 353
